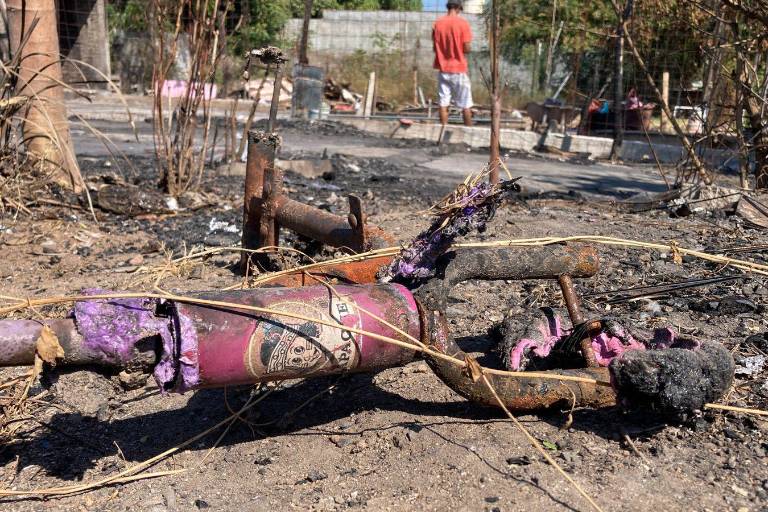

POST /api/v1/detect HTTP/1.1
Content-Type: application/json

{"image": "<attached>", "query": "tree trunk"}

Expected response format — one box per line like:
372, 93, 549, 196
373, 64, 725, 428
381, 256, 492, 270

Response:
743, 83, 768, 189
7, 0, 82, 192
732, 28, 768, 189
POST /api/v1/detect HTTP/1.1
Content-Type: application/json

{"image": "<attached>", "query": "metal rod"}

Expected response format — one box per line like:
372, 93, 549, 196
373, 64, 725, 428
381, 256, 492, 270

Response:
267, 64, 283, 133
558, 274, 598, 367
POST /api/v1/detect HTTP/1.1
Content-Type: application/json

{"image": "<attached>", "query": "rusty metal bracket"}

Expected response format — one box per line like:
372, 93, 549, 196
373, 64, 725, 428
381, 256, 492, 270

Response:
240, 130, 395, 273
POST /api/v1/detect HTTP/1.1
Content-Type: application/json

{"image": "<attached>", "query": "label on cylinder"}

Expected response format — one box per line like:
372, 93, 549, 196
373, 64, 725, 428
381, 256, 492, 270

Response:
244, 296, 362, 379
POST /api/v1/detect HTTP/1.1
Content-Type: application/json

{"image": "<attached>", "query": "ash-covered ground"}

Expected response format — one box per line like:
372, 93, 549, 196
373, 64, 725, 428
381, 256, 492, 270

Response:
0, 119, 767, 511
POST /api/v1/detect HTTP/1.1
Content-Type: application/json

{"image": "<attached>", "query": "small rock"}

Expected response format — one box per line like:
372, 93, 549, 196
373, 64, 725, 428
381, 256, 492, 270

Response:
96, 403, 111, 422
693, 418, 711, 432
506, 455, 532, 466
732, 485, 749, 497
745, 333, 768, 352
644, 301, 662, 317
127, 254, 144, 266
76, 246, 91, 257
329, 435, 354, 448
189, 266, 205, 280
717, 296, 757, 315
484, 496, 500, 503
306, 469, 328, 482
117, 370, 149, 389
40, 240, 59, 254
691, 300, 719, 313
735, 355, 766, 376
163, 486, 177, 511
49, 255, 61, 265
194, 499, 209, 509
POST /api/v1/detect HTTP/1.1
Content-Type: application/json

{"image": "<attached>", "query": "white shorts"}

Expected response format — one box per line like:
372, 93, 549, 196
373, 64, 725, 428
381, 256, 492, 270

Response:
437, 72, 473, 109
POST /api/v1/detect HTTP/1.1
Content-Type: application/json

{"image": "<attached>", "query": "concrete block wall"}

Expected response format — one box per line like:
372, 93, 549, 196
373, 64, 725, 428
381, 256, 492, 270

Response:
284, 10, 486, 56
333, 117, 735, 166
59, 0, 111, 87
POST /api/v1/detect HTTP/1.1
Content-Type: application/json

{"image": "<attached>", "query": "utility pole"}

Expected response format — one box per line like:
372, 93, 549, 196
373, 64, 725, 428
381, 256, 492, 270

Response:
488, 0, 501, 184
298, 0, 313, 65
610, 0, 633, 162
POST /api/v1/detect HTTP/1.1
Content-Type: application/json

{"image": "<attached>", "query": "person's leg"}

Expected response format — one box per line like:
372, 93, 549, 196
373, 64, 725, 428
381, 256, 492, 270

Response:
439, 107, 449, 125
462, 108, 473, 126
437, 72, 452, 125
456, 73, 474, 126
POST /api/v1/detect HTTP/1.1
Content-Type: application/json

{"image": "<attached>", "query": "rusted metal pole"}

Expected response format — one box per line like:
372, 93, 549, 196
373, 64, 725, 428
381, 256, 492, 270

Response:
557, 274, 598, 367
241, 129, 394, 274
267, 63, 283, 133
241, 131, 281, 273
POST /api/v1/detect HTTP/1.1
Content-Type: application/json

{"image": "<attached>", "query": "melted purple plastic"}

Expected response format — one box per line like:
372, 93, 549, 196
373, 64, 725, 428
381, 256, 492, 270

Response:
508, 311, 699, 371
73, 290, 199, 392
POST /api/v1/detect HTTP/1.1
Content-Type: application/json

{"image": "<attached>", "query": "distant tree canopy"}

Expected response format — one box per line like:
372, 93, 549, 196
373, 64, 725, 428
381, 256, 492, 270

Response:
496, 0, 614, 63
495, 0, 716, 94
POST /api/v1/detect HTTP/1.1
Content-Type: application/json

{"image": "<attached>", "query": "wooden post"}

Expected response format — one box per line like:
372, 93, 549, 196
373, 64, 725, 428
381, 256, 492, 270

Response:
489, 0, 501, 184
610, 0, 633, 162
531, 40, 541, 95
660, 71, 670, 133
363, 71, 376, 119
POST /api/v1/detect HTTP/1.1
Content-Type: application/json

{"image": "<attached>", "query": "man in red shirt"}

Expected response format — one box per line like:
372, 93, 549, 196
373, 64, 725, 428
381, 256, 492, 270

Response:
432, 0, 473, 126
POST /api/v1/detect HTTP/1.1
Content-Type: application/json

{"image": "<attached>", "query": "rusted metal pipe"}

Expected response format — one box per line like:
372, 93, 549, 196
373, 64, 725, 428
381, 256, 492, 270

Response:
274, 195, 394, 252
414, 244, 600, 313
241, 131, 280, 272
420, 309, 616, 410
413, 244, 617, 411
0, 318, 157, 369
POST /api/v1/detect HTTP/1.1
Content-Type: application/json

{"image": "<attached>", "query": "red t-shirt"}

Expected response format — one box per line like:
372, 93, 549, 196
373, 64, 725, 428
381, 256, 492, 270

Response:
432, 15, 472, 73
